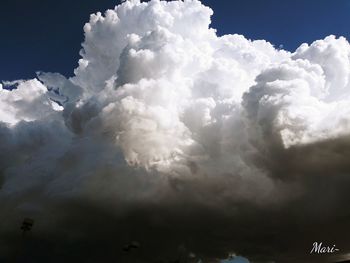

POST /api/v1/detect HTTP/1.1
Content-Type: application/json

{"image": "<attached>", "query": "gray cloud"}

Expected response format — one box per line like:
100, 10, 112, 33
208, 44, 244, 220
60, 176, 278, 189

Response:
1, 1, 350, 262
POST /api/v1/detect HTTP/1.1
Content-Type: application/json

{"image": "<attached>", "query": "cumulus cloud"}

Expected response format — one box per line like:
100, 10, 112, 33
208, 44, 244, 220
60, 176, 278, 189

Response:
1, 0, 350, 262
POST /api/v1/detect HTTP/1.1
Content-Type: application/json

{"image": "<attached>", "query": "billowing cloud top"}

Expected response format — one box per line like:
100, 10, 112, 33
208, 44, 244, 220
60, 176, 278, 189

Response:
1, 1, 350, 262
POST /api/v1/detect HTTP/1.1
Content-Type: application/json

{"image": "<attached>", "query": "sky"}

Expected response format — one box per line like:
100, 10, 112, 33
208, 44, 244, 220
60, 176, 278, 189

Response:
1, 0, 350, 80
2, 1, 350, 262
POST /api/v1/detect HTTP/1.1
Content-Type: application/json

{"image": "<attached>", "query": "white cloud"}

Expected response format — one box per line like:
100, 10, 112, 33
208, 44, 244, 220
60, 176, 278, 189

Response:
1, 0, 350, 262
1, 0, 350, 215
0, 79, 62, 125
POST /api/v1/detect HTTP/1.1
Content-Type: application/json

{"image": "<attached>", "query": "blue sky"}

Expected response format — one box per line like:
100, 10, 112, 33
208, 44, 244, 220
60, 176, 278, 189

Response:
1, 0, 350, 81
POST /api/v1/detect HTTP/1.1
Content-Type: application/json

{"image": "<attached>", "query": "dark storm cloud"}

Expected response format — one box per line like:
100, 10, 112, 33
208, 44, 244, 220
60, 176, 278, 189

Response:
1, 1, 350, 262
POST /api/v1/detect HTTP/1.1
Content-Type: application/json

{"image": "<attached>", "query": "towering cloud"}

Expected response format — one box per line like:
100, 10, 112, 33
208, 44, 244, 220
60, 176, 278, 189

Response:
1, 1, 350, 262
